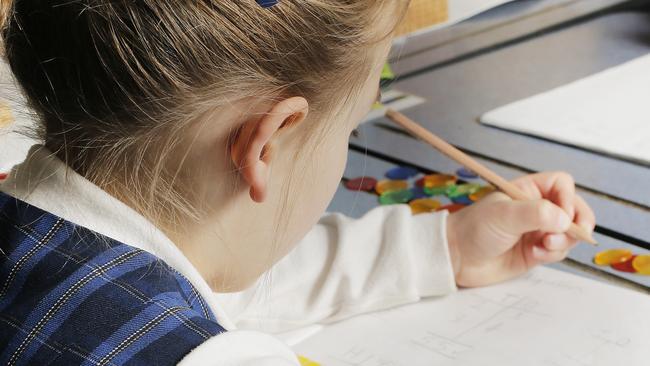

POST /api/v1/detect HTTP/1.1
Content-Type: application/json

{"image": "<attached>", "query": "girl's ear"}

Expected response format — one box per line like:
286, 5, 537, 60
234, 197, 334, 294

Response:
230, 97, 309, 203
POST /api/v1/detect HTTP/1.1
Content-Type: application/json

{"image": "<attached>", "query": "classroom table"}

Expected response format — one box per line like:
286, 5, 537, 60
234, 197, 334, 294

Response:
328, 0, 650, 293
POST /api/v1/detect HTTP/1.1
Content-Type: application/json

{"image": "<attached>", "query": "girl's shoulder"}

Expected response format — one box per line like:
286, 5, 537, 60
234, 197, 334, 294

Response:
0, 191, 226, 365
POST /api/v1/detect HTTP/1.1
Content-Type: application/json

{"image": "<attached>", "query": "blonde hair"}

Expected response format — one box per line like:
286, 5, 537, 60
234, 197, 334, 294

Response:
1, 0, 406, 228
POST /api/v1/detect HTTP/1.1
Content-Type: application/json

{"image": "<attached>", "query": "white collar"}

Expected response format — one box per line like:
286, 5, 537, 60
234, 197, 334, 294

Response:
0, 145, 235, 329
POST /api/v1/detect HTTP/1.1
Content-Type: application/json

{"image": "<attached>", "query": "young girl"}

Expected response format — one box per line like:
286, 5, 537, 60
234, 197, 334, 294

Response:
0, 1, 595, 365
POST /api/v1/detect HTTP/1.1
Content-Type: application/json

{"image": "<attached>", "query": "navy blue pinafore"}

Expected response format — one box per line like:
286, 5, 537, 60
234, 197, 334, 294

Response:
0, 192, 225, 365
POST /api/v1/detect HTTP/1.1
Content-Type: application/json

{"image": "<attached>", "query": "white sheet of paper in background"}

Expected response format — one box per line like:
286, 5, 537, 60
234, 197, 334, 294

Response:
294, 266, 650, 366
481, 54, 650, 165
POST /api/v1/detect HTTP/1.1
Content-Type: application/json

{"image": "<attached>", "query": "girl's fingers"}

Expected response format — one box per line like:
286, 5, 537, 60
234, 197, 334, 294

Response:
542, 233, 577, 251
494, 197, 572, 237
512, 172, 576, 219
531, 245, 570, 263
512, 173, 596, 239
537, 196, 593, 251
511, 175, 544, 200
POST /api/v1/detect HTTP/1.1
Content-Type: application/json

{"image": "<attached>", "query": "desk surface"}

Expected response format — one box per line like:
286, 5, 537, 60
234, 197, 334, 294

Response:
330, 1, 650, 291
390, 10, 650, 208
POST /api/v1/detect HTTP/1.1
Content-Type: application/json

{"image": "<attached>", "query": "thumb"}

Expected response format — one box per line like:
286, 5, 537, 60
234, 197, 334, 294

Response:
493, 198, 572, 237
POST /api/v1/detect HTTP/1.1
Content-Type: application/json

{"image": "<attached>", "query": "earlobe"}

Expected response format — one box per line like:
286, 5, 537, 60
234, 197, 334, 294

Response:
244, 160, 269, 202
229, 97, 309, 203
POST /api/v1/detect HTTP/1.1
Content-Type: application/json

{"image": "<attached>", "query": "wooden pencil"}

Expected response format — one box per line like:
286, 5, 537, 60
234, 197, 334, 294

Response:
385, 108, 597, 245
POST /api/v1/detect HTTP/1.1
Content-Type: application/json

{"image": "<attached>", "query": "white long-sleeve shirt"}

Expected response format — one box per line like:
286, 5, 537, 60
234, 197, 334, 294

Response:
0, 145, 457, 365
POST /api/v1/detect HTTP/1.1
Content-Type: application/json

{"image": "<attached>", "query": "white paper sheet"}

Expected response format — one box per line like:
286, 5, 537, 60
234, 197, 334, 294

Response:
294, 266, 650, 365
481, 54, 650, 165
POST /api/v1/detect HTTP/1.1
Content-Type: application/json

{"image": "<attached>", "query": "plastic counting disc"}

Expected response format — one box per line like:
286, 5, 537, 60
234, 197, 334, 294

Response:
375, 180, 409, 195
632, 255, 650, 275
437, 203, 466, 213
456, 167, 479, 179
424, 185, 453, 196
345, 176, 378, 192
593, 249, 634, 266
469, 186, 496, 202
421, 174, 457, 188
446, 183, 481, 198
379, 189, 414, 205
385, 166, 419, 180
409, 198, 442, 215
410, 186, 429, 200
451, 195, 474, 205
611, 255, 637, 273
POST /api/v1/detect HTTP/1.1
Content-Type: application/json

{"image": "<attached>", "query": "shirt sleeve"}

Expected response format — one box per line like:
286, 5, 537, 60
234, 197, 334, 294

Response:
214, 205, 458, 334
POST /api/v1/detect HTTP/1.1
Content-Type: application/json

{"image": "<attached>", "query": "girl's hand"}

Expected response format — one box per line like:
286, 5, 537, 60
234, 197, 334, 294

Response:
446, 171, 596, 287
